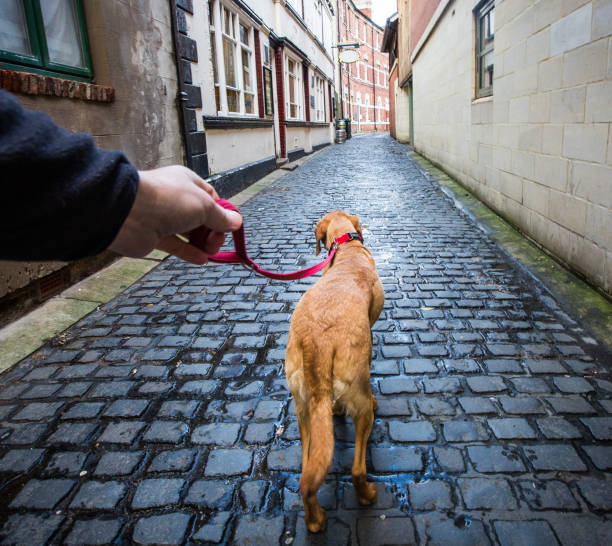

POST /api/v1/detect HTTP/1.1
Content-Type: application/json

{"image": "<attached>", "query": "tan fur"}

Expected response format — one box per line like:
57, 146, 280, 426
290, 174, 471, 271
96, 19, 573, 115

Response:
285, 211, 385, 533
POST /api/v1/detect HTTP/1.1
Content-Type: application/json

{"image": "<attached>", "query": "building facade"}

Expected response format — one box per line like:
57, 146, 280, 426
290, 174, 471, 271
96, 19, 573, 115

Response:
384, 0, 612, 297
0, 0, 183, 314
0, 0, 337, 315
336, 0, 390, 133
178, 0, 336, 196
382, 2, 411, 142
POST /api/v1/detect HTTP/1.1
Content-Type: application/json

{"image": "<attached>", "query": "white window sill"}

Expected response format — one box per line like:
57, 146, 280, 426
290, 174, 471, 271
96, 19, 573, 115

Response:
472, 95, 493, 105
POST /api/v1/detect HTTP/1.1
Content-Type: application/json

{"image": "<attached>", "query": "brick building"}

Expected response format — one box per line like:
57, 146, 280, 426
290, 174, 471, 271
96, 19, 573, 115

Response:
336, 0, 390, 133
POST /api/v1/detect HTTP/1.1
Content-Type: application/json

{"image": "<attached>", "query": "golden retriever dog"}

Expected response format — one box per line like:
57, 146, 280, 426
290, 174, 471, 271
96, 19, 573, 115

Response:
285, 210, 385, 533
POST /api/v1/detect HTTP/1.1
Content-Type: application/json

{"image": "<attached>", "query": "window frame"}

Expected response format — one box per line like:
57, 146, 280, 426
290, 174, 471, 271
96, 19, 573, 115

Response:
0, 0, 93, 81
209, 0, 259, 117
313, 74, 325, 122
475, 0, 494, 98
285, 53, 303, 120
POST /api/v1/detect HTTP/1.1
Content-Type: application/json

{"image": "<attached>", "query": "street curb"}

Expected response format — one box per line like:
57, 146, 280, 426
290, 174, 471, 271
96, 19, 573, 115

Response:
0, 255, 163, 375
409, 150, 612, 350
0, 148, 329, 374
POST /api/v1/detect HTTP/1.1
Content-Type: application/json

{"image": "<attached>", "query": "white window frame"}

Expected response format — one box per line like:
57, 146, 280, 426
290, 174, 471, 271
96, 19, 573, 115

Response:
285, 54, 303, 120
314, 0, 323, 44
209, 0, 258, 116
364, 93, 370, 122
314, 74, 325, 122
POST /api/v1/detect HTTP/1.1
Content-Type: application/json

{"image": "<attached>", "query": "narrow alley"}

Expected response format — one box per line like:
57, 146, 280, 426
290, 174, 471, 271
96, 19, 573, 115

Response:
0, 135, 610, 545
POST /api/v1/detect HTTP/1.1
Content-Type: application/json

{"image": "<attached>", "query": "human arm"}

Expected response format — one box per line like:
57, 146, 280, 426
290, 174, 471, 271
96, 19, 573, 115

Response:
0, 89, 240, 263
109, 166, 242, 264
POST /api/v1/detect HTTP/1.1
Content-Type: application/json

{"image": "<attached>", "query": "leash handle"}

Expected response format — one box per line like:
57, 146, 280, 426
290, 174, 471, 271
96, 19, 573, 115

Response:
187, 199, 338, 281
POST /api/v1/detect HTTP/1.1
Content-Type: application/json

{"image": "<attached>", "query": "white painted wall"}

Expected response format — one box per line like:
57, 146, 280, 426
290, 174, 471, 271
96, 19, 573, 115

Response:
311, 125, 331, 146
287, 126, 309, 151
207, 127, 275, 173
410, 0, 612, 295
394, 79, 411, 143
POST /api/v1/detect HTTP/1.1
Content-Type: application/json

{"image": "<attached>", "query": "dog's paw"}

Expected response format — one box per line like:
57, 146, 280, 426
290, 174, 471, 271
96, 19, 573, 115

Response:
305, 507, 327, 533
356, 481, 377, 505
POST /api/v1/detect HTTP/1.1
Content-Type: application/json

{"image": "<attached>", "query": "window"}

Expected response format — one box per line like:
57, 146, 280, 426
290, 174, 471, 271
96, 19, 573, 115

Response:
209, 1, 220, 111
0, 0, 92, 80
314, 0, 323, 43
286, 56, 302, 119
209, 0, 257, 115
239, 23, 255, 114
264, 44, 270, 66
263, 43, 273, 116
377, 97, 382, 121
364, 94, 370, 122
313, 75, 325, 121
475, 0, 494, 98
377, 62, 381, 85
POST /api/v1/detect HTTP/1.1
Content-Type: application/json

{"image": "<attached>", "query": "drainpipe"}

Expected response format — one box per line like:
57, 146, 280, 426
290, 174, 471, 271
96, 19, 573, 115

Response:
372, 24, 376, 131
169, 0, 192, 169
336, 0, 343, 118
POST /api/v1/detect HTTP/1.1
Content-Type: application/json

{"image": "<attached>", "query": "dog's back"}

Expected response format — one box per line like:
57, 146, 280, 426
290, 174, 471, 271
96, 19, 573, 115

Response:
285, 211, 384, 532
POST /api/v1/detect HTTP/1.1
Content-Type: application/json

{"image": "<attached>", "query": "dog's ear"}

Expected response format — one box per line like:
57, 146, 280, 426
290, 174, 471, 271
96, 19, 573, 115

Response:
349, 215, 363, 238
315, 217, 329, 256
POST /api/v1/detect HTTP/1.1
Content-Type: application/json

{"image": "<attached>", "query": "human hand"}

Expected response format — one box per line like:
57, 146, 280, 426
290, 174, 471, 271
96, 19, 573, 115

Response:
109, 165, 242, 264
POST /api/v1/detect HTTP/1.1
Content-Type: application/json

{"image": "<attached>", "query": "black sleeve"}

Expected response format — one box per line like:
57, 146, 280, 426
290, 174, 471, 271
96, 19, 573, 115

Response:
0, 89, 139, 261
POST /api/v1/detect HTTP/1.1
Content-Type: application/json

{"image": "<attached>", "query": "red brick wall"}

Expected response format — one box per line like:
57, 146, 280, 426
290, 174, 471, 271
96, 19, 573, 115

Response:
410, 0, 441, 52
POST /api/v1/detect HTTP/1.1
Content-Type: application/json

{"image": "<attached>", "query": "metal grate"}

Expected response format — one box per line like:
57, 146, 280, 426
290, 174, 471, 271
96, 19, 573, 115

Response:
38, 271, 65, 300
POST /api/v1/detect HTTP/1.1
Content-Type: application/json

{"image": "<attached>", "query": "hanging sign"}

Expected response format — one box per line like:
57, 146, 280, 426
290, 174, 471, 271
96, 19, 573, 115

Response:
339, 49, 360, 63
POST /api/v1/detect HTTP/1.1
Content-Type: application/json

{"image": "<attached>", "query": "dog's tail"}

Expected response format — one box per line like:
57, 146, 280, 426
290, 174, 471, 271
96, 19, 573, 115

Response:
299, 394, 334, 501
299, 346, 334, 503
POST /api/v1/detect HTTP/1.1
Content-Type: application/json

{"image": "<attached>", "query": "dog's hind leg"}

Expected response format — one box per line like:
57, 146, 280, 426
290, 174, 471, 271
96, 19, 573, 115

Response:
351, 394, 377, 506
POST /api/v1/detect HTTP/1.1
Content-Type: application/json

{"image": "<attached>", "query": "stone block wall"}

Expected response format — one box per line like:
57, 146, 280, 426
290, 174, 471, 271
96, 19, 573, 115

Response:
412, 0, 612, 296
0, 0, 183, 301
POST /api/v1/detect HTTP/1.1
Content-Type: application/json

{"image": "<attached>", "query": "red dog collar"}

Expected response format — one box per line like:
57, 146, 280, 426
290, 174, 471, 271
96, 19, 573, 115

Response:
188, 199, 363, 281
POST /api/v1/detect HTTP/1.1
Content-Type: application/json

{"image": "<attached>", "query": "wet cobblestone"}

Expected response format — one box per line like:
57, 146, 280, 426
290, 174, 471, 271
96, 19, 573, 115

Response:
0, 135, 611, 544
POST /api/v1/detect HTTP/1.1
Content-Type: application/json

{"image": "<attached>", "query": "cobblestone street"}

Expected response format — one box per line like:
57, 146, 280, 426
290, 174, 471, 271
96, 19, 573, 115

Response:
0, 134, 611, 544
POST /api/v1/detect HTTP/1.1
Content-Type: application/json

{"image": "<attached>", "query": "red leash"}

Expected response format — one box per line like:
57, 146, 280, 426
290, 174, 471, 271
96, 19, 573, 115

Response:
188, 199, 362, 281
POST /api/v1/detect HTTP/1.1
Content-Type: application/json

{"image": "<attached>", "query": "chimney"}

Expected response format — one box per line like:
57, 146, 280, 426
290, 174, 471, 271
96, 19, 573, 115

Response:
354, 0, 372, 18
